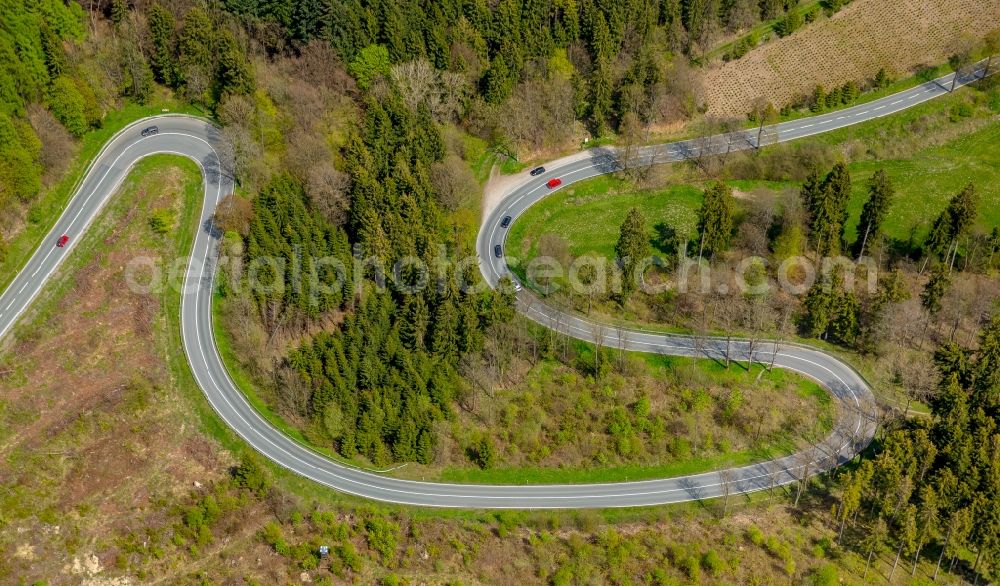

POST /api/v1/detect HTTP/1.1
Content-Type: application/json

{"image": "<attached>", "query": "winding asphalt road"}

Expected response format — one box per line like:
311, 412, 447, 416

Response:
0, 62, 990, 508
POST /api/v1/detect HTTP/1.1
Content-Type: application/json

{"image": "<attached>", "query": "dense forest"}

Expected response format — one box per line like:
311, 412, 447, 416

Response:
836, 315, 1000, 580
0, 0, 91, 233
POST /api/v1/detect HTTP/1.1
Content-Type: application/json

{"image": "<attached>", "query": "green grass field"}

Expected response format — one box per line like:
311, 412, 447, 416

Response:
510, 113, 1000, 268
506, 175, 704, 265
844, 121, 1000, 244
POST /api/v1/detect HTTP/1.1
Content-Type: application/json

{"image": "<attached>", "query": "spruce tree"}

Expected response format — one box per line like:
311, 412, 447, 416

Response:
855, 169, 894, 259
615, 207, 650, 300
696, 182, 734, 259
148, 3, 176, 85
920, 264, 950, 316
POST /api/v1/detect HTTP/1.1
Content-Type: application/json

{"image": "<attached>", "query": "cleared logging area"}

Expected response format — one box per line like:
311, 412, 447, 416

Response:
702, 0, 1000, 116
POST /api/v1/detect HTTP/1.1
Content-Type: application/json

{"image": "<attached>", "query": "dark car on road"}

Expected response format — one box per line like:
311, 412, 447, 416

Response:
530, 166, 545, 176
500, 216, 512, 228
57, 234, 69, 247
494, 244, 503, 258
140, 125, 159, 137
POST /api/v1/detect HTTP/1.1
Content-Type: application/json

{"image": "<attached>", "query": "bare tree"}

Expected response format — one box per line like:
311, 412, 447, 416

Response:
306, 163, 352, 226
429, 156, 478, 211
214, 194, 254, 235
390, 59, 442, 114
719, 468, 735, 516
794, 446, 815, 507
767, 457, 783, 494
717, 295, 745, 368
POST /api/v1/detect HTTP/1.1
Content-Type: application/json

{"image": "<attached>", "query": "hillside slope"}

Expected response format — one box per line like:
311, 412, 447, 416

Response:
703, 0, 1000, 115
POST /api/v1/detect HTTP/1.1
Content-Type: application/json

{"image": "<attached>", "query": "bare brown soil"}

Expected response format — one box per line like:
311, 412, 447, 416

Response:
702, 0, 1000, 116
0, 165, 231, 583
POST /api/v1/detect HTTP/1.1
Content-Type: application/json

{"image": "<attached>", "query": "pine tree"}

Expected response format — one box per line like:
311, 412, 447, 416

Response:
216, 31, 255, 98
588, 59, 613, 135
430, 300, 459, 359
148, 3, 176, 85
482, 53, 513, 104
615, 207, 650, 300
863, 516, 889, 579
110, 0, 128, 25
696, 182, 734, 259
399, 295, 429, 350
854, 169, 894, 259
925, 183, 979, 270
726, 0, 759, 31
824, 163, 852, 241
920, 264, 950, 316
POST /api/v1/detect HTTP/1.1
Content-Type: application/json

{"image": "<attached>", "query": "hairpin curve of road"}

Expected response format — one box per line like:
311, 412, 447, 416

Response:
0, 62, 991, 508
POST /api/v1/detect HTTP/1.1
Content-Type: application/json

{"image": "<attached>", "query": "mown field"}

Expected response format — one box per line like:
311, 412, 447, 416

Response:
511, 98, 1000, 268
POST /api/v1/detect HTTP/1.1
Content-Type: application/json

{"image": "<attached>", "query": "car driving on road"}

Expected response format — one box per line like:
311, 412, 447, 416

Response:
57, 234, 69, 247
140, 125, 159, 137
546, 178, 562, 188
500, 216, 512, 228
529, 166, 545, 176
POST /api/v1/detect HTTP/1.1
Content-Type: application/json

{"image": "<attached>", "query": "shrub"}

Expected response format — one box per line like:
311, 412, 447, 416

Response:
231, 452, 271, 496
701, 549, 725, 575
337, 541, 363, 572
680, 555, 700, 581
365, 515, 400, 565
949, 102, 974, 121
466, 436, 497, 469
148, 208, 175, 235
809, 563, 839, 586
47, 76, 88, 137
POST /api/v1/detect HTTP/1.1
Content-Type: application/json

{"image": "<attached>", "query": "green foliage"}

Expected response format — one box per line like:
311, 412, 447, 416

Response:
801, 163, 852, 256
364, 514, 400, 564
47, 76, 88, 136
924, 182, 978, 267
231, 452, 271, 496
774, 5, 801, 37
147, 3, 176, 85
467, 435, 498, 469
245, 174, 352, 319
148, 208, 175, 235
701, 549, 725, 575
215, 31, 255, 98
615, 207, 650, 300
920, 264, 950, 315
809, 563, 839, 585
853, 169, 894, 257
696, 182, 734, 258
349, 45, 391, 91
802, 266, 859, 343
0, 111, 42, 209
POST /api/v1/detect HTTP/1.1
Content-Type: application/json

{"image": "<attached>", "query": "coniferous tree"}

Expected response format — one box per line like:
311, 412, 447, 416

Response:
920, 264, 950, 316
615, 207, 650, 300
925, 183, 978, 270
696, 182, 734, 259
147, 3, 176, 85
854, 169, 894, 259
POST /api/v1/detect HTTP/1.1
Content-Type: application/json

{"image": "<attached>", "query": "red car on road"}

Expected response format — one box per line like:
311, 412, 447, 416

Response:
546, 178, 562, 189
57, 234, 69, 247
